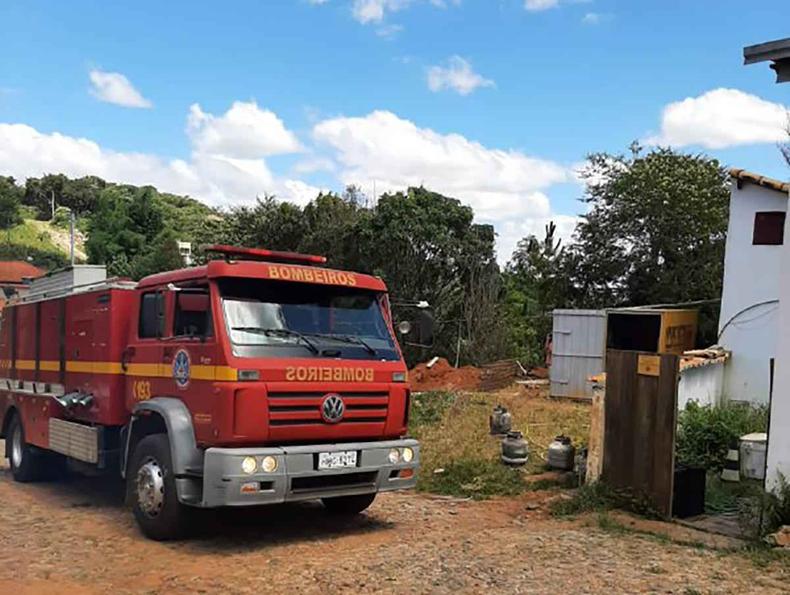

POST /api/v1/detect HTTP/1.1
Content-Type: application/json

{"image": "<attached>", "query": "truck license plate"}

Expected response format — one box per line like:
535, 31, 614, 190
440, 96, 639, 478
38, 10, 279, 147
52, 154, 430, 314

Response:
318, 450, 357, 470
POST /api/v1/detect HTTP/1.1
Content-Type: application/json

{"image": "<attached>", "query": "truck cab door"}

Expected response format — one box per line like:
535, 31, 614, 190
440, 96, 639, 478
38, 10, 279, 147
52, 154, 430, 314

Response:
124, 290, 165, 408
165, 287, 217, 442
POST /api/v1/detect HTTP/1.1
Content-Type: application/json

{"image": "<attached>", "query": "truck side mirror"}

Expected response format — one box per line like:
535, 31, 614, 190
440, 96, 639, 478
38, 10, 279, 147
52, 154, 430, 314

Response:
417, 310, 434, 347
396, 310, 434, 347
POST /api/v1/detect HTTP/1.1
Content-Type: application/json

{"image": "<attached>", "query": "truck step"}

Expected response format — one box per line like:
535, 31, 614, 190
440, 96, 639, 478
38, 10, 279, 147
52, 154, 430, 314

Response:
48, 419, 99, 464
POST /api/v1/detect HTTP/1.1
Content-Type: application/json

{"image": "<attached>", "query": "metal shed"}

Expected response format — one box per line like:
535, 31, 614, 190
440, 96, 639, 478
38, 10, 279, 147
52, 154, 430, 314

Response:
550, 309, 607, 399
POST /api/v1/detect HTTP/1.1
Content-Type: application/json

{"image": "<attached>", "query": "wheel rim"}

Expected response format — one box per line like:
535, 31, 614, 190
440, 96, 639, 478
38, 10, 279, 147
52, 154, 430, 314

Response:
10, 422, 23, 469
136, 459, 165, 517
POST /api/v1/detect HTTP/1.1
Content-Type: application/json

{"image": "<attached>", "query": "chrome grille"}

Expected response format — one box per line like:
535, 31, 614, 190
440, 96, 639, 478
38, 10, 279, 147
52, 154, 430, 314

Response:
267, 391, 389, 426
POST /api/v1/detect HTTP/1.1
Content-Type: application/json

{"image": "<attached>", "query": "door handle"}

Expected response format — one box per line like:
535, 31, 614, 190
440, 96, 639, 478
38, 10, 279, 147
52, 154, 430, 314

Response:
121, 347, 136, 372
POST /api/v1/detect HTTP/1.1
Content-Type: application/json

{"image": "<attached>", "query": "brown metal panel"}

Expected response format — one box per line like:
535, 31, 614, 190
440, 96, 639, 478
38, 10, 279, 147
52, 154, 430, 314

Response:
602, 349, 679, 518
658, 310, 698, 354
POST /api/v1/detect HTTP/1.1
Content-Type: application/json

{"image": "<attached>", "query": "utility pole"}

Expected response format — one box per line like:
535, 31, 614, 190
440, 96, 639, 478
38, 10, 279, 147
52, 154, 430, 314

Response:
69, 210, 75, 266
51, 190, 55, 220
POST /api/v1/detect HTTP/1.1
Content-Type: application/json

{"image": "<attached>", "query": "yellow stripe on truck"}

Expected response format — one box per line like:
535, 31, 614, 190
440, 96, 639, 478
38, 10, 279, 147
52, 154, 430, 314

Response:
6, 359, 237, 381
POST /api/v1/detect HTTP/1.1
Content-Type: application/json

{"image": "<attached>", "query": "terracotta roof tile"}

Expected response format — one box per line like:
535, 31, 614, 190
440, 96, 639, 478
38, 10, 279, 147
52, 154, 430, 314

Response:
0, 261, 45, 285
730, 168, 790, 194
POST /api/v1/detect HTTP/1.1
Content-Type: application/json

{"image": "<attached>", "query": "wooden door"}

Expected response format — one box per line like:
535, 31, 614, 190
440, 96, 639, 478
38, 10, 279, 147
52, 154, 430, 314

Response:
602, 350, 679, 518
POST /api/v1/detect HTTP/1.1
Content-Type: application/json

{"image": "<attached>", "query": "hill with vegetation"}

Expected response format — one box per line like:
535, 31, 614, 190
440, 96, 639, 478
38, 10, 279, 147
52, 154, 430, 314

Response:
0, 144, 730, 366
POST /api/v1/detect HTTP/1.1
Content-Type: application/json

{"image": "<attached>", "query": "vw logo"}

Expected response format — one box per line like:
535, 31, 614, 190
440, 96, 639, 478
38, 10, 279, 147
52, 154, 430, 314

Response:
321, 394, 345, 424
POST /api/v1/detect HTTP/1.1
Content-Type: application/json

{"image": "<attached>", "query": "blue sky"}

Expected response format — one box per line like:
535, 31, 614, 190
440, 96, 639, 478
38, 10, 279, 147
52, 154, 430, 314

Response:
1, 0, 788, 260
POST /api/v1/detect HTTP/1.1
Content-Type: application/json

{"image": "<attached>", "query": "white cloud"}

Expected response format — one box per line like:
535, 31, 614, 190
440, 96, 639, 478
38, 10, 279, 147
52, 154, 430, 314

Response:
0, 103, 575, 261
187, 101, 302, 159
524, 0, 559, 11
312, 110, 569, 226
88, 70, 152, 109
581, 12, 611, 25
0, 102, 319, 206
427, 56, 494, 96
376, 23, 404, 38
646, 88, 788, 149
351, 0, 457, 24
307, 0, 329, 4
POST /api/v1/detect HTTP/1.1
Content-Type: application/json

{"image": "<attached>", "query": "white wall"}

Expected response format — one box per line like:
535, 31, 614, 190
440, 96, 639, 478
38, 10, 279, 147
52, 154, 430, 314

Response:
678, 364, 725, 410
718, 181, 787, 404
767, 207, 790, 490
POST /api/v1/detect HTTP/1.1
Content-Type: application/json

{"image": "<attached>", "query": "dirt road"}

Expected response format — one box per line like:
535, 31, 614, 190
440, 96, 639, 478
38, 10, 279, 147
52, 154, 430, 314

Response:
1, 452, 788, 595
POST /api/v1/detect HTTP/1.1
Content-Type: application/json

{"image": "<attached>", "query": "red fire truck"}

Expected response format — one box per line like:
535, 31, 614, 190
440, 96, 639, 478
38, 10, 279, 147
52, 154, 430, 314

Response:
0, 246, 429, 540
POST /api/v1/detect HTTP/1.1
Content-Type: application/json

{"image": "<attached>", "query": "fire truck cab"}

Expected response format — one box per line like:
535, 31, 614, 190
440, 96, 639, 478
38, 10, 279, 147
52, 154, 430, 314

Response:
0, 247, 425, 540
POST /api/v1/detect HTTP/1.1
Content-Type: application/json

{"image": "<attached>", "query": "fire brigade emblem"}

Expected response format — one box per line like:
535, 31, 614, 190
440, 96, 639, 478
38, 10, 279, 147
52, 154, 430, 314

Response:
172, 349, 191, 388
321, 393, 345, 424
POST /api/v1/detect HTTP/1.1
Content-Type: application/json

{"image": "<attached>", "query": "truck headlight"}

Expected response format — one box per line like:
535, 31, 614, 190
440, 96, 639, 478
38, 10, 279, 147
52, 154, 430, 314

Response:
402, 447, 414, 463
261, 455, 278, 473
388, 448, 401, 464
241, 456, 257, 475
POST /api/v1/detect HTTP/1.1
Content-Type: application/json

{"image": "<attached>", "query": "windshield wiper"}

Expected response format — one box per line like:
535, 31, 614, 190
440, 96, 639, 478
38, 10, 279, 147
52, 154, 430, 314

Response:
231, 327, 319, 355
305, 333, 378, 357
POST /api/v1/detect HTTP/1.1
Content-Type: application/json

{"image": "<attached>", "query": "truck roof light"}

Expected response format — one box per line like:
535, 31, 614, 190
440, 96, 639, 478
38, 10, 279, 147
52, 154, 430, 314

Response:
205, 244, 327, 265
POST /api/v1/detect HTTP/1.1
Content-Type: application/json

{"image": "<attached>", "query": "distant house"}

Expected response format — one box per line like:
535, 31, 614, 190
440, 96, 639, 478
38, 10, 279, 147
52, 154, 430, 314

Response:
0, 260, 45, 308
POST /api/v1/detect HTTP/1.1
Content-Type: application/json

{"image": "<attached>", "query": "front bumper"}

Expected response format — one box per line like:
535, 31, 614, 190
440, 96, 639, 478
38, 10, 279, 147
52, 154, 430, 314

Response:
199, 438, 419, 507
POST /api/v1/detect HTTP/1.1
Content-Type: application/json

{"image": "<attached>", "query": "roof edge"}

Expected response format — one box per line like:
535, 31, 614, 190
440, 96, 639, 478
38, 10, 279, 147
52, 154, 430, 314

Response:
729, 168, 790, 195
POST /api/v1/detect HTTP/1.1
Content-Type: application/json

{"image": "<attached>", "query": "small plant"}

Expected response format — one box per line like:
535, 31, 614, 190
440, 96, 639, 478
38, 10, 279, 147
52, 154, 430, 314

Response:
676, 402, 767, 471
409, 391, 456, 427
418, 458, 525, 499
550, 481, 662, 518
550, 482, 616, 516
596, 511, 627, 534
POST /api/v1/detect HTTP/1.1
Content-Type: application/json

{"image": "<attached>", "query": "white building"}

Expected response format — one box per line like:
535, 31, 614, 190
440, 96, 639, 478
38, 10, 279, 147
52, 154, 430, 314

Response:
718, 169, 788, 405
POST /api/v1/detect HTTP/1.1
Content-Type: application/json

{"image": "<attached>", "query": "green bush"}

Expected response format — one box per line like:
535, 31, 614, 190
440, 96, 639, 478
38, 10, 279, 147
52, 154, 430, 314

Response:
676, 402, 768, 471
0, 243, 66, 270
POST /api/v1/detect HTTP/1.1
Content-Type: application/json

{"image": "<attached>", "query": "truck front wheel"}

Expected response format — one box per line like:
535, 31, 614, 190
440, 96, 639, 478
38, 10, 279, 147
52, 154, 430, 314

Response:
129, 434, 194, 541
322, 492, 376, 515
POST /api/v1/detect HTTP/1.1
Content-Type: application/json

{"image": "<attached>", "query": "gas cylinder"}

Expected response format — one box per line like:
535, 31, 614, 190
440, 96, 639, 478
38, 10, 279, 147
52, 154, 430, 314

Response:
547, 435, 576, 471
501, 431, 529, 466
489, 405, 512, 435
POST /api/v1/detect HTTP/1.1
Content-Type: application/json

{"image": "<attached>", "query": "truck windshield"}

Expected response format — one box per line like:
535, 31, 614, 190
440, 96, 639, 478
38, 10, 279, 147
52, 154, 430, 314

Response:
218, 277, 399, 361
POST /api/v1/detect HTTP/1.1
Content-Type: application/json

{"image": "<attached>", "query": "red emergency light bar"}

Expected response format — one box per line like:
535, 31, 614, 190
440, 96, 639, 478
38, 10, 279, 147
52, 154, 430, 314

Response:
205, 244, 328, 265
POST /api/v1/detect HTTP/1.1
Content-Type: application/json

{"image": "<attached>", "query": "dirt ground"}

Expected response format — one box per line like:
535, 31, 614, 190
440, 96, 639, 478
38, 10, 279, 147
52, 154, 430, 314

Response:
1, 449, 789, 594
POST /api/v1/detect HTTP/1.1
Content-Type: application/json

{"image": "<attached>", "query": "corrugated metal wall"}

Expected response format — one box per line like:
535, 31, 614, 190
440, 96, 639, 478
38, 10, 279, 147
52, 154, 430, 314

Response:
550, 309, 606, 399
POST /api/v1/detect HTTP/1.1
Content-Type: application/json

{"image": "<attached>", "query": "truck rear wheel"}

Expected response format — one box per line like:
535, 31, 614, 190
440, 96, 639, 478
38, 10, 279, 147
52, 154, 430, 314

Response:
7, 414, 48, 482
129, 434, 194, 541
322, 492, 376, 515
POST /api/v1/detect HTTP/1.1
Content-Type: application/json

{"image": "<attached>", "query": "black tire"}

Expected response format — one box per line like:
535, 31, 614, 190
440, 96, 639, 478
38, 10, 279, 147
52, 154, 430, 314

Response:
322, 492, 377, 515
7, 414, 43, 482
128, 434, 194, 541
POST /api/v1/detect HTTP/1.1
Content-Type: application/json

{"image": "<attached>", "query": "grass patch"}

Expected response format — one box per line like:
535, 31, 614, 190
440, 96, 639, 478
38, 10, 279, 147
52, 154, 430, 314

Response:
0, 218, 71, 269
409, 387, 591, 499
420, 459, 527, 499
550, 482, 616, 516
410, 391, 456, 426
596, 511, 627, 535
741, 543, 790, 569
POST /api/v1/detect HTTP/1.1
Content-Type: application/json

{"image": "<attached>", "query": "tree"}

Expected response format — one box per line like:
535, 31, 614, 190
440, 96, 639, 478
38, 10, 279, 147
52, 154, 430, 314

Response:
361, 187, 505, 365
569, 144, 729, 343
0, 176, 23, 241
221, 195, 307, 252
505, 222, 569, 363
131, 230, 185, 280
